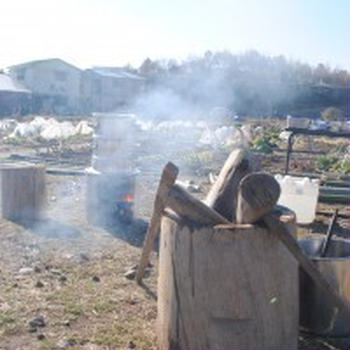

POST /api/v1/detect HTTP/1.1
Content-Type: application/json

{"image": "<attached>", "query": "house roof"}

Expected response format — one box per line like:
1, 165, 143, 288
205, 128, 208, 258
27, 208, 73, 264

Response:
91, 67, 145, 80
0, 73, 31, 93
8, 58, 81, 72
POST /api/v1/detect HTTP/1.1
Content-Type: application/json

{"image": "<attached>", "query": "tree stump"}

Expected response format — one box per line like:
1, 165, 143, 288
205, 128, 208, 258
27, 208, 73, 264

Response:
157, 208, 298, 350
0, 163, 46, 221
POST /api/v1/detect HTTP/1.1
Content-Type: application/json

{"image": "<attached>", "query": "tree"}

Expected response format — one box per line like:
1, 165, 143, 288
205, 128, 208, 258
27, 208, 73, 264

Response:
321, 107, 344, 121
138, 58, 162, 76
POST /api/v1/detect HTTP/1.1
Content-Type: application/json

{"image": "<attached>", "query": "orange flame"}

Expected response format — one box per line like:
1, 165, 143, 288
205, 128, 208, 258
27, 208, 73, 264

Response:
123, 193, 134, 202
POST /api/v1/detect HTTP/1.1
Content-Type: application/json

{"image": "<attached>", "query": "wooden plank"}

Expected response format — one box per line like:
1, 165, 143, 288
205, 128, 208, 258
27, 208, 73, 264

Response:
167, 184, 231, 226
157, 216, 298, 350
136, 162, 179, 283
285, 128, 350, 138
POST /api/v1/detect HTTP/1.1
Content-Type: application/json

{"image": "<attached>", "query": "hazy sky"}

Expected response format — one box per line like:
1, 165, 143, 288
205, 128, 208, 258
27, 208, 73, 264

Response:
1, 0, 349, 70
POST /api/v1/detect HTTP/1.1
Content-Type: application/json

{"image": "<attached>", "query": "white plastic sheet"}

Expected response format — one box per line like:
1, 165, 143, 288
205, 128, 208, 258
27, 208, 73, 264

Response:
8, 117, 93, 140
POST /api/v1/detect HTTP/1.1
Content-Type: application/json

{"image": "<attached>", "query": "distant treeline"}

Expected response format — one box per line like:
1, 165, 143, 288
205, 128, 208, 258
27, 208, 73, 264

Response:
133, 50, 350, 118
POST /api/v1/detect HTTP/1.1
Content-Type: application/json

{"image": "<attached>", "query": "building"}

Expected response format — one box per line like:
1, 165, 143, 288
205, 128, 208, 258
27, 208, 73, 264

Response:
8, 58, 82, 114
0, 72, 31, 116
81, 67, 145, 112
7, 59, 147, 115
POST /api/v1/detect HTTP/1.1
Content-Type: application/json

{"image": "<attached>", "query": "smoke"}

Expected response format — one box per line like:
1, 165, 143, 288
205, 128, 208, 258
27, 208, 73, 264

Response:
132, 71, 235, 121
133, 50, 350, 118
133, 88, 196, 119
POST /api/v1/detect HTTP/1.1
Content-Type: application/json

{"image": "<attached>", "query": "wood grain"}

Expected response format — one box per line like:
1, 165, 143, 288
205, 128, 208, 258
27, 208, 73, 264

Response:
157, 213, 298, 350
1, 164, 46, 221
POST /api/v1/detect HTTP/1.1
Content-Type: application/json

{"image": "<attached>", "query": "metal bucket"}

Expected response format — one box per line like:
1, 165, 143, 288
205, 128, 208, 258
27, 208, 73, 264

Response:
92, 113, 139, 173
298, 236, 350, 336
85, 169, 138, 226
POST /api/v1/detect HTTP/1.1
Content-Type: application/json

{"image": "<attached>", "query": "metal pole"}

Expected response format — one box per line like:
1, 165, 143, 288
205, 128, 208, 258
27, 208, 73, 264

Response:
320, 209, 338, 257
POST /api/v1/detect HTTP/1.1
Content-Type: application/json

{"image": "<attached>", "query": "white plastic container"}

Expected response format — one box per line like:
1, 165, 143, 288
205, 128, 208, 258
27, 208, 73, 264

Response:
275, 175, 320, 224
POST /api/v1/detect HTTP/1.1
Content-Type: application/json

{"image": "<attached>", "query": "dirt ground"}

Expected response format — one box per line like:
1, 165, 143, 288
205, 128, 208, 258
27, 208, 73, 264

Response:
0, 118, 349, 350
0, 173, 158, 350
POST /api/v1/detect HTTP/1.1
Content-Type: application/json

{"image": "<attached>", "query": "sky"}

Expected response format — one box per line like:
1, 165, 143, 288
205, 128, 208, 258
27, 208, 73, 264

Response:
0, 0, 349, 70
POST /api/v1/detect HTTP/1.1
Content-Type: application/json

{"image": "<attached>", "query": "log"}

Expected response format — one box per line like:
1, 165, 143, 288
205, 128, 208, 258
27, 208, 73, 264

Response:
236, 172, 350, 315
157, 209, 298, 350
236, 172, 280, 225
0, 163, 46, 221
204, 148, 254, 221
167, 184, 230, 225
136, 162, 179, 283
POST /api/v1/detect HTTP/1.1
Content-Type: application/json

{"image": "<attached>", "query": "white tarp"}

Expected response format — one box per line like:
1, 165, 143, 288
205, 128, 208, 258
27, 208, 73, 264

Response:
0, 119, 17, 132
40, 121, 77, 140
199, 125, 250, 149
8, 117, 93, 140
75, 121, 94, 135
10, 122, 39, 138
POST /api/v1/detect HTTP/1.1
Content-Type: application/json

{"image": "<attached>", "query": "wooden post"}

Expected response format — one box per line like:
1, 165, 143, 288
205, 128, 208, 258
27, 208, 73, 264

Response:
167, 184, 231, 225
284, 132, 294, 175
157, 209, 298, 350
0, 164, 46, 221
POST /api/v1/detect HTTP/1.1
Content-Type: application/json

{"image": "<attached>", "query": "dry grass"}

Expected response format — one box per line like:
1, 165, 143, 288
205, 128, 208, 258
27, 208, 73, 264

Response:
0, 173, 158, 350
0, 236, 158, 350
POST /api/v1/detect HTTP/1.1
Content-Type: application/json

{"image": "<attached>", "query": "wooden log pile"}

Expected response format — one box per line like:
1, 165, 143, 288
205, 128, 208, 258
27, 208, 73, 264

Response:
136, 147, 349, 350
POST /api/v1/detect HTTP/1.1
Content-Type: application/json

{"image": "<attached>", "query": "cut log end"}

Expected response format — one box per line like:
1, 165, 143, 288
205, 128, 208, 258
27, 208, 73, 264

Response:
236, 172, 281, 224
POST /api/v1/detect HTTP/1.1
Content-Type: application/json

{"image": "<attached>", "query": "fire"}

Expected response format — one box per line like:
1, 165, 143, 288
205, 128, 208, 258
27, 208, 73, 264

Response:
123, 193, 134, 202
